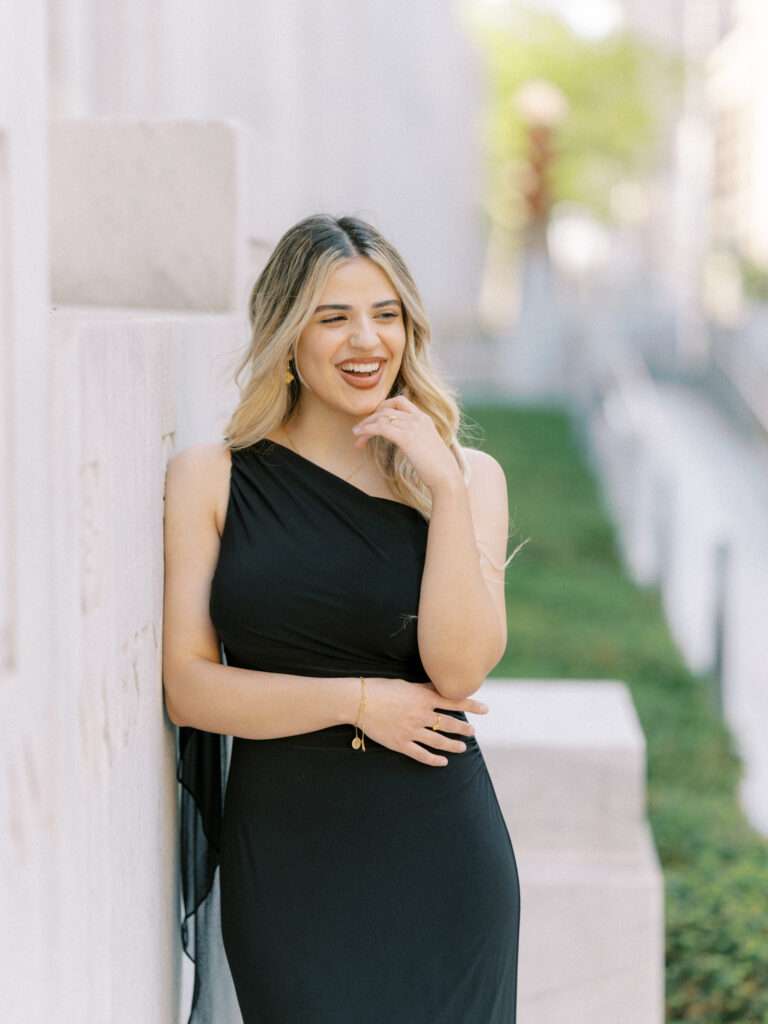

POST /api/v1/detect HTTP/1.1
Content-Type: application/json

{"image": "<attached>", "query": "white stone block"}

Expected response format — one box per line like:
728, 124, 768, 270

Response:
474, 679, 664, 1024
46, 307, 247, 1024
475, 679, 648, 851
49, 119, 248, 312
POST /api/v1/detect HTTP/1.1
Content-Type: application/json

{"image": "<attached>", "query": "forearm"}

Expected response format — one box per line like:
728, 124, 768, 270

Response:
417, 475, 503, 700
165, 658, 359, 738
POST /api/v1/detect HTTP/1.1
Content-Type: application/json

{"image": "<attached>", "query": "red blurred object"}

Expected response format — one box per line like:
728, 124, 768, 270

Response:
522, 122, 555, 223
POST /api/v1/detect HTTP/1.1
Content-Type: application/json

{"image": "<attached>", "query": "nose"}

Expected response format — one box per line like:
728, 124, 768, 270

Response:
350, 315, 380, 348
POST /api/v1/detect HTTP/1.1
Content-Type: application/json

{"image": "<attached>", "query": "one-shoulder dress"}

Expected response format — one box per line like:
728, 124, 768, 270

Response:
177, 437, 521, 1024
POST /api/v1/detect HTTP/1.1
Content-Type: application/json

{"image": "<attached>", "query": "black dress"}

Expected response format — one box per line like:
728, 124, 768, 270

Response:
177, 437, 521, 1024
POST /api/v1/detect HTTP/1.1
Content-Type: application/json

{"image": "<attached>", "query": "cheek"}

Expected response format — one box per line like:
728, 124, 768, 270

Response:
385, 325, 406, 353
300, 334, 336, 373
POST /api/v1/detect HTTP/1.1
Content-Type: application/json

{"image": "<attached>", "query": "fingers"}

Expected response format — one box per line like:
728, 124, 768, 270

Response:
399, 682, 488, 767
462, 698, 489, 714
402, 727, 470, 768
416, 684, 488, 715
427, 715, 475, 738
403, 741, 450, 768
415, 727, 467, 755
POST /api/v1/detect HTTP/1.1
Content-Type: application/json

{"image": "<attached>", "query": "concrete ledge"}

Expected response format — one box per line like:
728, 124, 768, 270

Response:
474, 678, 664, 1024
476, 678, 647, 851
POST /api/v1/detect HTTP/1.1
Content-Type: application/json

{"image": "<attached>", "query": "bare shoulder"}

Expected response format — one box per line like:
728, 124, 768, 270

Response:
165, 442, 232, 536
458, 445, 507, 488
167, 440, 230, 476
458, 446, 509, 528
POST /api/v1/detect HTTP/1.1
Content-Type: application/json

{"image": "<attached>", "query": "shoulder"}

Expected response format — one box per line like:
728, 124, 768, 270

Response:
167, 441, 231, 477
165, 442, 232, 535
458, 445, 507, 489
458, 445, 508, 520
459, 444, 503, 472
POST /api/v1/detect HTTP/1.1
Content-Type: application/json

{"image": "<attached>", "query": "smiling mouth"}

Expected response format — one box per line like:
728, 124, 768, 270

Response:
336, 359, 386, 377
335, 359, 387, 388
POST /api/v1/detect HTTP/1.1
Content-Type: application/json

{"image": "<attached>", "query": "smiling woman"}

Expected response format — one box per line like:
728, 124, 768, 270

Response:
164, 213, 521, 1024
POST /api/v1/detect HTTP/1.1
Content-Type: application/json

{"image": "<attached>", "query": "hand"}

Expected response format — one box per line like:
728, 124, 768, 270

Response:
351, 395, 463, 494
356, 677, 489, 767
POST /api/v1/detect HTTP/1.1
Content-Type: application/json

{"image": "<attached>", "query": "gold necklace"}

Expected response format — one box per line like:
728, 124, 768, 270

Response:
280, 424, 369, 485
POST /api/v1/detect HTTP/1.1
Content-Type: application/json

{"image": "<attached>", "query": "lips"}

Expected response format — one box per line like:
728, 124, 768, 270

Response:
336, 359, 386, 389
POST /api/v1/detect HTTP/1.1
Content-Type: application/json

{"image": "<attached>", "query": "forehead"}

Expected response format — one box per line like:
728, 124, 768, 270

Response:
316, 257, 399, 305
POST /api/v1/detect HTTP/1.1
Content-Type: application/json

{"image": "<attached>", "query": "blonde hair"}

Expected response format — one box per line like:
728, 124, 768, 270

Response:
222, 213, 523, 570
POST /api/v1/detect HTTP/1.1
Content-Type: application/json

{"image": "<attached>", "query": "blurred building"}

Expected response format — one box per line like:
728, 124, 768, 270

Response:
622, 0, 768, 361
621, 0, 684, 50
609, 0, 736, 369
707, 0, 768, 268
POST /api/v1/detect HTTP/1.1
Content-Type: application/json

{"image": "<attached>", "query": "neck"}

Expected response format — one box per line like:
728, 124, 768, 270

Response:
281, 398, 372, 466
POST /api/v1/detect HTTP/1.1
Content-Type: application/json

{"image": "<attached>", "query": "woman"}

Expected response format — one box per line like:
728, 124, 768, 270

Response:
163, 213, 522, 1023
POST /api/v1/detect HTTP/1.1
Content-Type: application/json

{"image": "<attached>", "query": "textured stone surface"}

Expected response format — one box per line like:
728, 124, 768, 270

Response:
50, 120, 247, 312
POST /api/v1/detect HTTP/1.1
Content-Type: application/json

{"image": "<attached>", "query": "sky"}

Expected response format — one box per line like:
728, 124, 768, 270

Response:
472, 0, 625, 39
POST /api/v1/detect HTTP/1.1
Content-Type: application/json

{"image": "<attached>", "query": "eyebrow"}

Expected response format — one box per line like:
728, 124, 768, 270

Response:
314, 299, 402, 313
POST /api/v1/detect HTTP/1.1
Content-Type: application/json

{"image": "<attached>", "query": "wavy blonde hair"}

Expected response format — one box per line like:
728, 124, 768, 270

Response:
222, 213, 523, 570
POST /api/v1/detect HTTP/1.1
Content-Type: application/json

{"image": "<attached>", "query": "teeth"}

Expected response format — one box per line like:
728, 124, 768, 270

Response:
339, 361, 382, 373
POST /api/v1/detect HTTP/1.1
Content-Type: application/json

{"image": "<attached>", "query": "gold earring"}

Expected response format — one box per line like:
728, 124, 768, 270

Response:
284, 365, 295, 384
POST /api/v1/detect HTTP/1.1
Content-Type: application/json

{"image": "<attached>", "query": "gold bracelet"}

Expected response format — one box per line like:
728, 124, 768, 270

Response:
351, 675, 367, 751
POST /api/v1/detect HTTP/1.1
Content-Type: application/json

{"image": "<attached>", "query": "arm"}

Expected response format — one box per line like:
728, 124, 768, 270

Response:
162, 443, 358, 736
166, 658, 358, 738
416, 447, 509, 701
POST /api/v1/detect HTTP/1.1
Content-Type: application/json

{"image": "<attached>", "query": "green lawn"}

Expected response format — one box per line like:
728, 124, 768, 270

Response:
465, 402, 768, 1023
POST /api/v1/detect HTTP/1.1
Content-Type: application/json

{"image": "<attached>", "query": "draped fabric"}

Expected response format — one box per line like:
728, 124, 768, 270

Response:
176, 653, 242, 1024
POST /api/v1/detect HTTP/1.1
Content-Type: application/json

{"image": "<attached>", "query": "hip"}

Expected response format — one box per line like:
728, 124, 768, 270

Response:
223, 723, 496, 830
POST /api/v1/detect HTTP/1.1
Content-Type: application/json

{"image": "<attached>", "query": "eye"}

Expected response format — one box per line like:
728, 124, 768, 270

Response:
320, 312, 398, 324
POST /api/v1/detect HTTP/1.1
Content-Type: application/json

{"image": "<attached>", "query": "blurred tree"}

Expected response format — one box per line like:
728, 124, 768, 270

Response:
740, 255, 768, 303
465, 5, 684, 242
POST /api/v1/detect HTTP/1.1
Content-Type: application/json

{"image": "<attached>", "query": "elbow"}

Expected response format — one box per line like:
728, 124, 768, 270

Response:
162, 675, 187, 728
423, 659, 489, 701
424, 649, 505, 702
429, 671, 487, 702
164, 693, 186, 728
162, 653, 220, 730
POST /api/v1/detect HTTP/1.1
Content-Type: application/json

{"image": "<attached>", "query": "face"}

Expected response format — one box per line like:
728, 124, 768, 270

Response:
293, 256, 407, 417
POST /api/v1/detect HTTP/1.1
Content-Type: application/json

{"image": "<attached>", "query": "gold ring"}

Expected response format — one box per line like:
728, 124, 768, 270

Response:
431, 714, 441, 730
